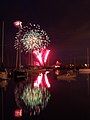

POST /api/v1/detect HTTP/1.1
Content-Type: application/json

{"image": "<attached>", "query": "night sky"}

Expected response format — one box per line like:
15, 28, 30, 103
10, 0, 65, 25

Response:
0, 0, 90, 66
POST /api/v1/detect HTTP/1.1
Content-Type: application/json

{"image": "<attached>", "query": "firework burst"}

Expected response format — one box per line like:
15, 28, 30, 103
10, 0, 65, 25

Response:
14, 23, 50, 52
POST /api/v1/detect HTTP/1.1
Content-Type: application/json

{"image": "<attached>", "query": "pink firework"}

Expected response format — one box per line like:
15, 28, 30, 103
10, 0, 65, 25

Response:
33, 48, 50, 66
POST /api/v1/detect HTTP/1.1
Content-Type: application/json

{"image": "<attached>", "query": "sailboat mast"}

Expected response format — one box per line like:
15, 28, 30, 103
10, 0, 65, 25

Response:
1, 21, 4, 63
87, 48, 89, 68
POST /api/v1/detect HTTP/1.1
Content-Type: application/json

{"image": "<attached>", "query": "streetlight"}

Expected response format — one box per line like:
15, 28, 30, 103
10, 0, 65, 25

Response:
14, 20, 22, 69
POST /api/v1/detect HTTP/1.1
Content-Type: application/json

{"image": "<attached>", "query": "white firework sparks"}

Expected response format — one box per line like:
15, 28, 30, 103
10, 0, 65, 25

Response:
14, 23, 50, 52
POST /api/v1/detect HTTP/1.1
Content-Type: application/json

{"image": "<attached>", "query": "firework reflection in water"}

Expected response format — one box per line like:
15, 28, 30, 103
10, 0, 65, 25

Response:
14, 74, 51, 116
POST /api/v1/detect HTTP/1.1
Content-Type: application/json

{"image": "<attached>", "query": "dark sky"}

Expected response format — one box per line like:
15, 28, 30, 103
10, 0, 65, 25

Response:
0, 0, 90, 66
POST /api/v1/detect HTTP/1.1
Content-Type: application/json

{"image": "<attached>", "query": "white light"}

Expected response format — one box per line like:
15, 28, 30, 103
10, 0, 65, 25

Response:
85, 64, 88, 67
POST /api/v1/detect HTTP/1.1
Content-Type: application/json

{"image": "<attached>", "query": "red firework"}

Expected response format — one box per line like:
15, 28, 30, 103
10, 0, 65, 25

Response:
33, 47, 50, 66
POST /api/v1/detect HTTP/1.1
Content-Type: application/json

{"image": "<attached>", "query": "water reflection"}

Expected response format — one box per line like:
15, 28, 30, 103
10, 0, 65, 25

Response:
87, 74, 90, 96
1, 69, 90, 120
14, 71, 51, 117
34, 71, 50, 88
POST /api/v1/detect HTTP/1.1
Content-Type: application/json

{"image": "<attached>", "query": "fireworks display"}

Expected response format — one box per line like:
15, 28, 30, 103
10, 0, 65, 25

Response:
15, 78, 51, 116
14, 23, 50, 52
33, 47, 50, 66
14, 22, 51, 116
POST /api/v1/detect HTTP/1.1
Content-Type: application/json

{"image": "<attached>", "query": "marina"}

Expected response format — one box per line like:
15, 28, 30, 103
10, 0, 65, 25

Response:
0, 1, 90, 119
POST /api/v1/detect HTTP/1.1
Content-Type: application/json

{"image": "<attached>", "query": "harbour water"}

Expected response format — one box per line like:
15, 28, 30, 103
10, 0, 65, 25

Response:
0, 71, 90, 120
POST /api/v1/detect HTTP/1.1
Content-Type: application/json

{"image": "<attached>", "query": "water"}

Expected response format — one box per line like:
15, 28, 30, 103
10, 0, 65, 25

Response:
0, 71, 90, 120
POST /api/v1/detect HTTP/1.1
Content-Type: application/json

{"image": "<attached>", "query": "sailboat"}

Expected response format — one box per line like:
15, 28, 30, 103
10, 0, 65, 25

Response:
57, 73, 76, 81
56, 69, 77, 81
79, 48, 90, 74
0, 22, 8, 83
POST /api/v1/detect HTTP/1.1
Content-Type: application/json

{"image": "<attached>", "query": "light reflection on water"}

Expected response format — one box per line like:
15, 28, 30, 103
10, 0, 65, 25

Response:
14, 71, 51, 118
1, 70, 90, 120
